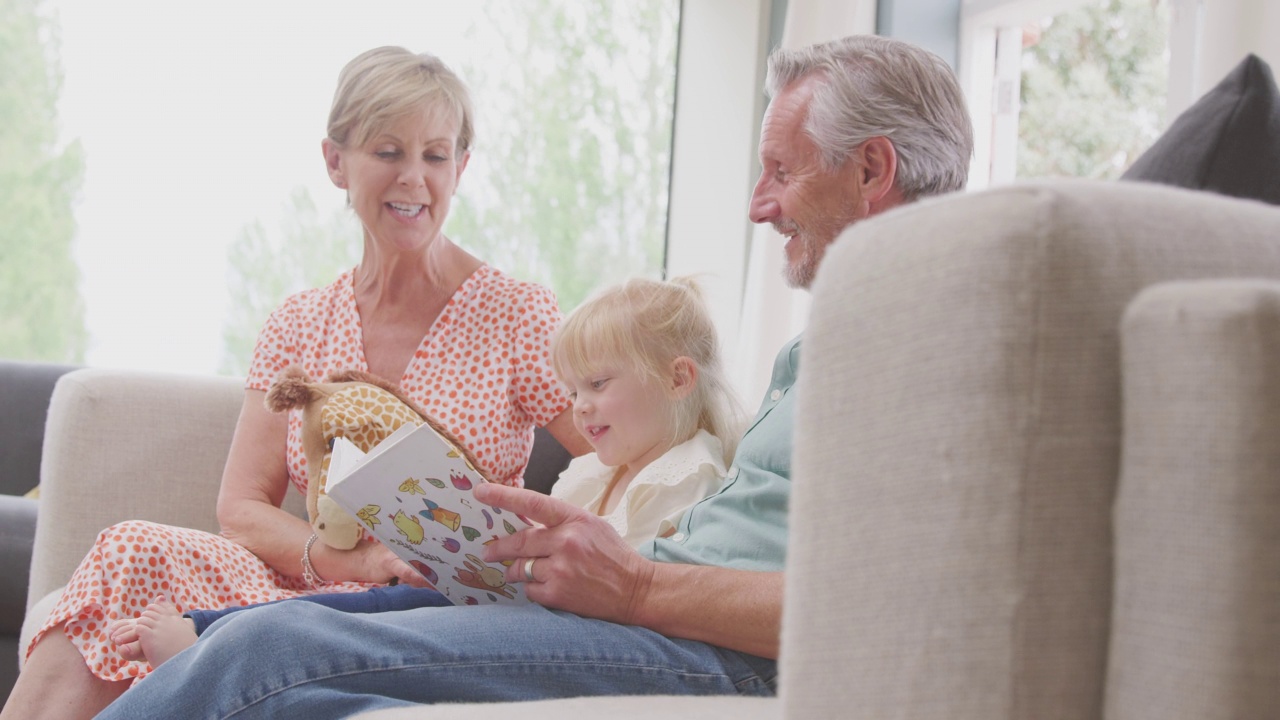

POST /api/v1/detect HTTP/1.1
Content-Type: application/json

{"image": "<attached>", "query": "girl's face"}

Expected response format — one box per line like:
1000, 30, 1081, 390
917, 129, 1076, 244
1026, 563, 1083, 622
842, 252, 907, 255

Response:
563, 362, 674, 475
322, 105, 468, 253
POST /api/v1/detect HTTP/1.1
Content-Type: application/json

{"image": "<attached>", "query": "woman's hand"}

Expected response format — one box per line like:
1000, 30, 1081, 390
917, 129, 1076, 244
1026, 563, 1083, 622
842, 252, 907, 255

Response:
313, 539, 433, 588
475, 483, 655, 624
216, 390, 415, 587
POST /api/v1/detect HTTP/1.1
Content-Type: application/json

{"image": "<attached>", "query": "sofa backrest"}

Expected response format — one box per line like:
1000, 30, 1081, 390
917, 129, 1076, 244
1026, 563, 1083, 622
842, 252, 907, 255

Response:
787, 180, 1280, 719
27, 369, 248, 609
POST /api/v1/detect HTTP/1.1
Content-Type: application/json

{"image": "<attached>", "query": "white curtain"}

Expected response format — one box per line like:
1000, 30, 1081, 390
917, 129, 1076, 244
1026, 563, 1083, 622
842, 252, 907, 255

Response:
732, 0, 877, 400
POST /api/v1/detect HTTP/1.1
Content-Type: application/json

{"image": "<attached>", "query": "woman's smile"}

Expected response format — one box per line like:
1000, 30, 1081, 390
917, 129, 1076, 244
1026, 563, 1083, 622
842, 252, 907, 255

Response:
387, 202, 426, 219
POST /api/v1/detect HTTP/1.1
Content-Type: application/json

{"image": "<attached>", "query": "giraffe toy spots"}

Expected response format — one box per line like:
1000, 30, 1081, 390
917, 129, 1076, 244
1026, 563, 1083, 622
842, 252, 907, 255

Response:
265, 366, 489, 550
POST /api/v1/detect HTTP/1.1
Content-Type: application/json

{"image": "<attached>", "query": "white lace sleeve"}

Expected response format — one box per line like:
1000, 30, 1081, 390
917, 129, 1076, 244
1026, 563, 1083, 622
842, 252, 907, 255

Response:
608, 430, 729, 548
549, 453, 612, 513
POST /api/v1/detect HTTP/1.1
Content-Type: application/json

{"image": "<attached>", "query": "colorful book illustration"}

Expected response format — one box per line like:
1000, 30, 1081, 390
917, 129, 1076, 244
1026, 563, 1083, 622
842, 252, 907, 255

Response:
325, 423, 532, 605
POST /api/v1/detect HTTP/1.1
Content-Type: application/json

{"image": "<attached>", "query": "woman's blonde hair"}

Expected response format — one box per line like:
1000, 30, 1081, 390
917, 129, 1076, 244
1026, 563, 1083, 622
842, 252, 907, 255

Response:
327, 46, 474, 155
552, 277, 744, 465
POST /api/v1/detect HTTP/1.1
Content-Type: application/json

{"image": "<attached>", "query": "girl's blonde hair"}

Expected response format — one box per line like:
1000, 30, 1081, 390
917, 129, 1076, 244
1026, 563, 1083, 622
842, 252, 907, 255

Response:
552, 277, 744, 465
327, 46, 475, 156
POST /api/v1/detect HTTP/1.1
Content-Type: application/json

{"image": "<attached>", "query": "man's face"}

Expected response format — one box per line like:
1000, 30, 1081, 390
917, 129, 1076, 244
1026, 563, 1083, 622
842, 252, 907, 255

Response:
749, 76, 867, 289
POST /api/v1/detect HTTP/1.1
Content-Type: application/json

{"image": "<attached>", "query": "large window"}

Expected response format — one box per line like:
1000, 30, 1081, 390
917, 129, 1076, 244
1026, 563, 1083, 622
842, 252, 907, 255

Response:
3, 0, 679, 375
961, 0, 1171, 188
1018, 0, 1170, 180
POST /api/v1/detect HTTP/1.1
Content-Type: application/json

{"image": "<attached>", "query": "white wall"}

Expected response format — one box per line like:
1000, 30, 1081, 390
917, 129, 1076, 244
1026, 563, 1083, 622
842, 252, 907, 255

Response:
1167, 0, 1280, 118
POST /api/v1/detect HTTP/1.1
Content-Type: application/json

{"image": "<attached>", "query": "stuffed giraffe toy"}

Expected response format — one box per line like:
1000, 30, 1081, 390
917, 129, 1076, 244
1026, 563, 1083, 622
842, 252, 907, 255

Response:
264, 365, 489, 550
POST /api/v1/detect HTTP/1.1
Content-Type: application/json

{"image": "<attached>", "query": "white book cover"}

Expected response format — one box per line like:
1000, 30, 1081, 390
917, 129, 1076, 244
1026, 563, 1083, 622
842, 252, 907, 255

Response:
325, 423, 532, 605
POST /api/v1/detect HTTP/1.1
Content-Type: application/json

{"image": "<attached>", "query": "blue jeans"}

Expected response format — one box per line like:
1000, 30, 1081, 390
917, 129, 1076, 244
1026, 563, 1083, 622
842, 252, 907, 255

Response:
185, 584, 453, 635
97, 601, 776, 719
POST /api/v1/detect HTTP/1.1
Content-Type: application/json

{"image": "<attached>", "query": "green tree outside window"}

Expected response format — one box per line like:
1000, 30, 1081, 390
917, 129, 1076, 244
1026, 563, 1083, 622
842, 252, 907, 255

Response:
1018, 0, 1170, 180
0, 0, 86, 362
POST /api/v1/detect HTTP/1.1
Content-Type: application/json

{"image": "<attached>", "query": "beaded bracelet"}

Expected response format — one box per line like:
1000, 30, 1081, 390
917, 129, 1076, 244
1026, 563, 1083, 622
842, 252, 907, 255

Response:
302, 532, 325, 587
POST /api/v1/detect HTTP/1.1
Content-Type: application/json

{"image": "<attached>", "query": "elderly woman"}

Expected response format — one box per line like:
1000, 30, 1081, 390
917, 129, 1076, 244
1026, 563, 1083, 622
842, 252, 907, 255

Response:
2, 46, 589, 720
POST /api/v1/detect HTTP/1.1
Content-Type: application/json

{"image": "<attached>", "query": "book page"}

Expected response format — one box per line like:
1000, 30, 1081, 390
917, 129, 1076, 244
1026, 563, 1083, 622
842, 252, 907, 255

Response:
327, 423, 416, 491
324, 423, 532, 605
326, 437, 367, 490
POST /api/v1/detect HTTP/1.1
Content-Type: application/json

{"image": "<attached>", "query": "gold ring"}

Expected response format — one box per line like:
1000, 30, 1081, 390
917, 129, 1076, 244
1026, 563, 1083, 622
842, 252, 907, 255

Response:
524, 557, 539, 583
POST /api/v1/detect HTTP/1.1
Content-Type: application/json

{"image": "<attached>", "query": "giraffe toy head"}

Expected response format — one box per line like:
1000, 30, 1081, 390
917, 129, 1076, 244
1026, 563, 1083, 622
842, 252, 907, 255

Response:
264, 365, 488, 551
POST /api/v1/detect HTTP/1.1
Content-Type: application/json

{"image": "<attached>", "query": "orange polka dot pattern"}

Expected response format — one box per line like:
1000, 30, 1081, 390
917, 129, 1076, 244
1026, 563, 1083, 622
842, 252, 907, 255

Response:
29, 521, 376, 683
28, 265, 570, 684
252, 264, 569, 490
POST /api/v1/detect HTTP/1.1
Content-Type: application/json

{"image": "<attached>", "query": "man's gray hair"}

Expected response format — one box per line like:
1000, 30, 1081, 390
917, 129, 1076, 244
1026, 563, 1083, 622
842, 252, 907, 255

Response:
766, 35, 974, 200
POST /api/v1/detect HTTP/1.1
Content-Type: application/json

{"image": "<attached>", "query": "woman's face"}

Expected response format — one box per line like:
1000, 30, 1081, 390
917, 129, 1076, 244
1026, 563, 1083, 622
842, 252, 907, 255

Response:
323, 105, 469, 253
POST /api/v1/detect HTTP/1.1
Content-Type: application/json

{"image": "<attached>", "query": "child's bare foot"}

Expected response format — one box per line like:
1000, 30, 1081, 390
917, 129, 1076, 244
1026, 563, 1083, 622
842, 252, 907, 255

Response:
133, 595, 198, 668
108, 617, 146, 662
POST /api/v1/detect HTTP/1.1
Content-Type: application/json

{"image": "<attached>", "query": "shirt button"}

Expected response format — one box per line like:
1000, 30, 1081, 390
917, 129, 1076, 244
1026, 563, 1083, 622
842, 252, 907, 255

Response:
670, 533, 686, 542
770, 389, 781, 401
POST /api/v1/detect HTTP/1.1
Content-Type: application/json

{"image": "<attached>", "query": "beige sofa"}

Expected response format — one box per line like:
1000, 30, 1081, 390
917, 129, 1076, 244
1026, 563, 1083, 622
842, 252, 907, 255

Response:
20, 180, 1280, 718
0, 361, 78, 700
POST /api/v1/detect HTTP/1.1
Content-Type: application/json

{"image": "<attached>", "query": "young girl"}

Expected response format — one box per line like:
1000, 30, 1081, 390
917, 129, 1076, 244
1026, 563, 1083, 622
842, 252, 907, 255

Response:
110, 276, 744, 668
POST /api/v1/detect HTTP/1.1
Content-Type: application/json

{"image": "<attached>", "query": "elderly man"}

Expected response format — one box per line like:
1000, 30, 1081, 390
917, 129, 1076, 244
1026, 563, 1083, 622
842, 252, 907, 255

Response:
96, 35, 972, 718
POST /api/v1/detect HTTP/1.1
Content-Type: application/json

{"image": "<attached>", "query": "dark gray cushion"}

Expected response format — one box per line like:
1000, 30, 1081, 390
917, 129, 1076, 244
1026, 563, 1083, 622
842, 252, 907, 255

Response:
524, 426, 572, 495
0, 495, 37, 634
0, 361, 80, 496
1123, 54, 1280, 205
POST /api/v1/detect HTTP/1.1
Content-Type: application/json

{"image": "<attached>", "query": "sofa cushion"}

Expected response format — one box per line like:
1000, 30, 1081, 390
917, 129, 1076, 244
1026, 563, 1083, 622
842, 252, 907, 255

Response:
0, 496, 38, 634
524, 426, 572, 495
0, 361, 80, 496
1122, 54, 1280, 204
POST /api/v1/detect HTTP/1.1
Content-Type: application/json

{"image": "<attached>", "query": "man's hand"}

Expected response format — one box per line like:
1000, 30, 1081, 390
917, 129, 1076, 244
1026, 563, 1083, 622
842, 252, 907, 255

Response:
474, 483, 655, 624
476, 484, 783, 658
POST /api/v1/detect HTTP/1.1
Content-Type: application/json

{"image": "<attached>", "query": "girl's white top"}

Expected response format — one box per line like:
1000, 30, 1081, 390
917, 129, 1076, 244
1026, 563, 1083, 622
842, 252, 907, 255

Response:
550, 429, 728, 548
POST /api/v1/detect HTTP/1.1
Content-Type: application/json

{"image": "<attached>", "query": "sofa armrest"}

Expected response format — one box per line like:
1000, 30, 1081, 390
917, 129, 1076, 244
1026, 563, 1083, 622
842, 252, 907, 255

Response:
25, 369, 245, 612
1108, 280, 1280, 717
786, 181, 1280, 718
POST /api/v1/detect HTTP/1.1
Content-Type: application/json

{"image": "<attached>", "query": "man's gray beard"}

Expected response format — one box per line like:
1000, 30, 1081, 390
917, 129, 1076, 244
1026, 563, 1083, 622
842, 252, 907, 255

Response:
783, 238, 819, 289
784, 209, 862, 288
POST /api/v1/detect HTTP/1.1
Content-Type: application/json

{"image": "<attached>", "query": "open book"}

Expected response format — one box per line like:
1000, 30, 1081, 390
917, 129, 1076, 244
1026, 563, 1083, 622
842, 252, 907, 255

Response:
325, 423, 532, 605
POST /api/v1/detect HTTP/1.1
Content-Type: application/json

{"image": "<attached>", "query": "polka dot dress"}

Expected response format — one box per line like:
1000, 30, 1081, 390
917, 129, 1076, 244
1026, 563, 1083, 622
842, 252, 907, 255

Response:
28, 265, 570, 683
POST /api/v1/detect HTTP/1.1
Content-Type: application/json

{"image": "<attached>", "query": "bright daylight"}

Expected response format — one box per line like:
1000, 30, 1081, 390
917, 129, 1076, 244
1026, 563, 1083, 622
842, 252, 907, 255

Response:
6, 0, 677, 375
